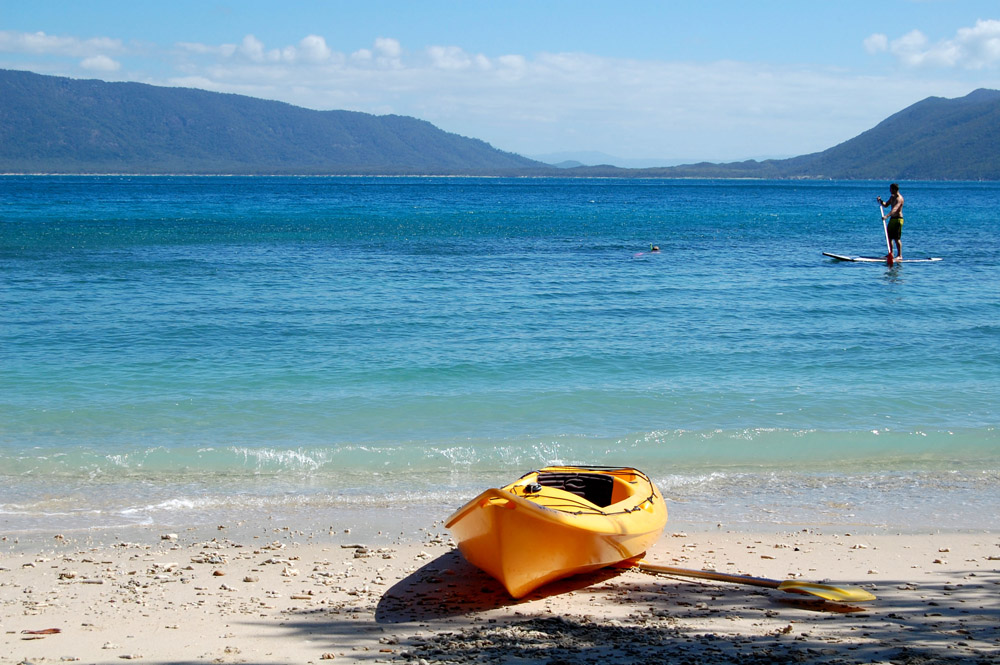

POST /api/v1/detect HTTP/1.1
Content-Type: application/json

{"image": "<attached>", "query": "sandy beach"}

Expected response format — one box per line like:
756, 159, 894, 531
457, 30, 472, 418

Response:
2, 521, 997, 665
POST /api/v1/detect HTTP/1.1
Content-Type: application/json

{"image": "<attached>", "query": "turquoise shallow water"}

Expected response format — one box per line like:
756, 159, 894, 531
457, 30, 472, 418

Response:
1, 176, 998, 536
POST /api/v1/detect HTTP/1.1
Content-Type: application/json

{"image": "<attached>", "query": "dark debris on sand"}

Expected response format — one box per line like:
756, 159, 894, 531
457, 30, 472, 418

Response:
393, 614, 996, 665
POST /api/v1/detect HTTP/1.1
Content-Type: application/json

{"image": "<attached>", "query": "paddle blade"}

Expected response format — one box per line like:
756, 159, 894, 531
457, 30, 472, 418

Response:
777, 580, 876, 603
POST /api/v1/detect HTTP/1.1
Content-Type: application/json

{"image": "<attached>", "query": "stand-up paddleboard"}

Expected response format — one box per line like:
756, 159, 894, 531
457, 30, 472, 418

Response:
823, 252, 942, 263
825, 202, 941, 263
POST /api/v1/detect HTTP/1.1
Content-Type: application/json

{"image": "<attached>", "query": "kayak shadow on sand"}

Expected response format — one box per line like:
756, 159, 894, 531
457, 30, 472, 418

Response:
375, 549, 624, 624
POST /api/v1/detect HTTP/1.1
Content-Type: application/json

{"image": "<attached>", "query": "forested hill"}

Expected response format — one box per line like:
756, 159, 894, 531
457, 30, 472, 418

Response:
0, 69, 545, 175
569, 89, 1000, 180
777, 88, 1000, 180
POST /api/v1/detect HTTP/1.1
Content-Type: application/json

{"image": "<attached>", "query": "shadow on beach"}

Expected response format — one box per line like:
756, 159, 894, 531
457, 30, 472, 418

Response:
266, 549, 999, 665
374, 549, 627, 622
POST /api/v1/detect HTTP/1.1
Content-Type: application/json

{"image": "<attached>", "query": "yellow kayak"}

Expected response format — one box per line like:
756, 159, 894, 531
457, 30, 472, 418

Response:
445, 466, 667, 598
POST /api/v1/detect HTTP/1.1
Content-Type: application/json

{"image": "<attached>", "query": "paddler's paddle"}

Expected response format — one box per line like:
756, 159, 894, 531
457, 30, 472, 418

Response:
880, 204, 894, 266
635, 561, 876, 603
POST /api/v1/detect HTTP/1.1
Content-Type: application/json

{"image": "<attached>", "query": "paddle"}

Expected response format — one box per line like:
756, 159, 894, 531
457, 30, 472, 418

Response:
880, 204, 894, 266
635, 561, 877, 603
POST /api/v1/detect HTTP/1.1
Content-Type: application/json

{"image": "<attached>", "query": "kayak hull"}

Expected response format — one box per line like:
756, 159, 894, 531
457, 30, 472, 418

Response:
445, 466, 667, 598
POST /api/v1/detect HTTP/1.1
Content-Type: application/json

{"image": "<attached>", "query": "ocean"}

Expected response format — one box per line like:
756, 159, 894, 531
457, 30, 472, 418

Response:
1, 176, 998, 540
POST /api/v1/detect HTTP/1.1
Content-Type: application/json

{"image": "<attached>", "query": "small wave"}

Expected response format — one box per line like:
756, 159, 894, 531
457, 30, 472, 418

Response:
2, 427, 997, 481
230, 446, 328, 472
120, 497, 202, 515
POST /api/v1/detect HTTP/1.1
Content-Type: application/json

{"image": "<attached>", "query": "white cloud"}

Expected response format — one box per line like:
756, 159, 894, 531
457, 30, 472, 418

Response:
427, 45, 491, 71
373, 37, 402, 68
864, 33, 888, 54
498, 54, 526, 68
344, 38, 402, 68
956, 18, 1000, 69
374, 37, 401, 59
871, 19, 1000, 69
178, 34, 334, 66
0, 29, 127, 75
297, 35, 331, 63
496, 54, 528, 81
177, 41, 233, 56
0, 30, 123, 57
239, 35, 268, 62
81, 55, 120, 72
428, 45, 470, 70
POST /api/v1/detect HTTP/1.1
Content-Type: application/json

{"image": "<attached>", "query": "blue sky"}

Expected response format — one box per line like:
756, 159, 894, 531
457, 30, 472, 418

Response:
2, 1, 999, 164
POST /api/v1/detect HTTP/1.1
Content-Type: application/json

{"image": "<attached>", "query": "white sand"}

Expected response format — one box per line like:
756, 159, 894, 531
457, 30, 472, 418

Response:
1, 525, 997, 664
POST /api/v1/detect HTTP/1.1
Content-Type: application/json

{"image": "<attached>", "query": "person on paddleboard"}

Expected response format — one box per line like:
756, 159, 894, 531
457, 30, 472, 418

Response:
877, 183, 904, 260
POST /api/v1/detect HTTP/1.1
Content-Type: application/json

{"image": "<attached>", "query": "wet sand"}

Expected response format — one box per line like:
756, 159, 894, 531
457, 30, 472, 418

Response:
1, 525, 997, 664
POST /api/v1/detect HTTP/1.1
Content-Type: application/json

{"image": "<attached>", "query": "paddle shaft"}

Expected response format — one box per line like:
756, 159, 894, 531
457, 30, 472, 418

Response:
637, 562, 780, 589
880, 204, 894, 265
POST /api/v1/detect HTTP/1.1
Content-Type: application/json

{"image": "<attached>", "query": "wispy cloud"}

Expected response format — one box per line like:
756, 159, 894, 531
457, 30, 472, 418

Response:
864, 33, 889, 55
866, 19, 1000, 69
0, 29, 124, 73
80, 54, 121, 72
0, 30, 123, 58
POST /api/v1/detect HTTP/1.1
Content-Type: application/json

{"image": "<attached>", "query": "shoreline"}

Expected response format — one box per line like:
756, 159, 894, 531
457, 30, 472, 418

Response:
6, 514, 1000, 553
2, 519, 997, 664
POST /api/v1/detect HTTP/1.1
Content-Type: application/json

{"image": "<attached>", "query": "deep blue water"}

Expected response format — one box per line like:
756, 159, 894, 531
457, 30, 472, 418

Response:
1, 176, 998, 535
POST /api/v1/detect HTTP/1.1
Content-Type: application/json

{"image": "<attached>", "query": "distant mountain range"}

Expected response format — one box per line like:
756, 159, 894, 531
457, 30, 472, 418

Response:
1, 68, 998, 179
528, 151, 702, 169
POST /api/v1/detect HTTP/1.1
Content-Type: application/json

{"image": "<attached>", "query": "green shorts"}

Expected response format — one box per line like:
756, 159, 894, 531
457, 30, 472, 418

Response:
887, 218, 903, 240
